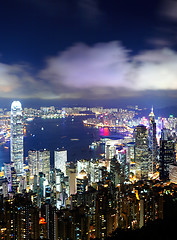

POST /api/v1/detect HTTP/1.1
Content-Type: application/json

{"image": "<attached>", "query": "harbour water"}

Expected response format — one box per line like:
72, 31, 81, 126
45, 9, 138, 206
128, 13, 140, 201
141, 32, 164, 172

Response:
0, 116, 123, 167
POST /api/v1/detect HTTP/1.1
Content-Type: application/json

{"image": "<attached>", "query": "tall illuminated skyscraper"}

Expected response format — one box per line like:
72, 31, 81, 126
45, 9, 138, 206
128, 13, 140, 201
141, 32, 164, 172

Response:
10, 101, 24, 174
149, 107, 157, 173
134, 125, 151, 180
28, 149, 50, 184
28, 150, 38, 176
159, 128, 175, 181
38, 149, 50, 182
54, 149, 67, 176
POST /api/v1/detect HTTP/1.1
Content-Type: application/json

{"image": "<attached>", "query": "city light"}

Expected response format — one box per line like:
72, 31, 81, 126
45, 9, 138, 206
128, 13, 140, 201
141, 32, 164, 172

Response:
0, 103, 176, 238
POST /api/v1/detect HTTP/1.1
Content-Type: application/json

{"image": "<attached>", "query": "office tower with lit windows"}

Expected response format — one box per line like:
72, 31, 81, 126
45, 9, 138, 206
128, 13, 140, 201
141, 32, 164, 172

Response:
159, 128, 175, 181
134, 125, 151, 180
28, 150, 38, 177
10, 101, 24, 175
38, 149, 50, 182
76, 170, 88, 194
54, 149, 67, 176
4, 194, 40, 239
126, 142, 135, 163
149, 107, 157, 173
3, 163, 12, 192
28, 149, 50, 183
90, 160, 102, 184
77, 159, 90, 175
95, 185, 116, 239
110, 157, 121, 185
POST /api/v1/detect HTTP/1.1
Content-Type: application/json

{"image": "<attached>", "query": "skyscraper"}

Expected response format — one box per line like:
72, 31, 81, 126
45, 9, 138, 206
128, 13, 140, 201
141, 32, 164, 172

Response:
76, 170, 88, 194
54, 149, 67, 176
159, 128, 175, 181
10, 101, 24, 175
28, 149, 50, 182
134, 125, 151, 180
149, 107, 157, 173
28, 150, 38, 177
38, 149, 50, 182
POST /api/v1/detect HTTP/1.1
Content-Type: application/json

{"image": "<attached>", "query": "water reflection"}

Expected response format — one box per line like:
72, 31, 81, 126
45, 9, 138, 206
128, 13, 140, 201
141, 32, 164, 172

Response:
99, 127, 109, 137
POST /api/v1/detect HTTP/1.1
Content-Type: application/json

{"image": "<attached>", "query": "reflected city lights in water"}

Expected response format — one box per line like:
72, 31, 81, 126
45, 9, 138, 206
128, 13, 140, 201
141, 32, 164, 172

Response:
99, 127, 109, 137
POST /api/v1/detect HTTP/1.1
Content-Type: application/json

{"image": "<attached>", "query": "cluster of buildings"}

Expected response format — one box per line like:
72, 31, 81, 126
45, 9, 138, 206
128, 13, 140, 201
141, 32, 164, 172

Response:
0, 101, 177, 239
83, 109, 135, 129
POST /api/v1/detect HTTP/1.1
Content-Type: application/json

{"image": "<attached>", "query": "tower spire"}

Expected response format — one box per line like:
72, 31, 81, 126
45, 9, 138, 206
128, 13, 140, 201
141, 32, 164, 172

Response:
149, 105, 155, 119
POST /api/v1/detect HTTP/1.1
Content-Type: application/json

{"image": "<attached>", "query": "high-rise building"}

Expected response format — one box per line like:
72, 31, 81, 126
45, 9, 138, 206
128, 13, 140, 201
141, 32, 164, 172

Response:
76, 170, 88, 194
134, 125, 151, 180
38, 149, 50, 183
4, 194, 40, 239
10, 101, 23, 175
67, 165, 77, 195
105, 140, 119, 160
90, 160, 102, 184
110, 157, 120, 185
28, 150, 38, 176
3, 163, 12, 192
159, 129, 175, 181
126, 142, 135, 163
95, 185, 116, 239
54, 149, 67, 176
149, 107, 157, 173
28, 149, 50, 183
169, 164, 177, 184
77, 159, 90, 176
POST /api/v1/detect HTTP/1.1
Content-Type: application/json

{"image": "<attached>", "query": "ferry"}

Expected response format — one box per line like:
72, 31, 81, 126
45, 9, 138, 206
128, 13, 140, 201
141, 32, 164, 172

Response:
26, 117, 34, 122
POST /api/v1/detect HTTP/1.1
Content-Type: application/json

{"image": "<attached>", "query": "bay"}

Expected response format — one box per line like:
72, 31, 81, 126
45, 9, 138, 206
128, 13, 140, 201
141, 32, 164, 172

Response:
0, 116, 116, 167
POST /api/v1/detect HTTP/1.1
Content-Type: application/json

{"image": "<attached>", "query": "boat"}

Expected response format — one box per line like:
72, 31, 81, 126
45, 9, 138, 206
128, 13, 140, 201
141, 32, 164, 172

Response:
26, 118, 34, 122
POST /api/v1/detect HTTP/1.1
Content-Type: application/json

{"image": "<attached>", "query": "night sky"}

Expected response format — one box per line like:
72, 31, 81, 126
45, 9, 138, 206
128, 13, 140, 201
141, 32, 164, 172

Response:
0, 0, 177, 108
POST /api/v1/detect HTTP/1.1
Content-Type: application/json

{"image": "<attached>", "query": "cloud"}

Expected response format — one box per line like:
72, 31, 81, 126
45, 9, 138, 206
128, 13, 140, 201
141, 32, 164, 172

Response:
0, 63, 37, 98
1, 41, 177, 99
40, 42, 177, 97
40, 42, 132, 89
132, 48, 177, 90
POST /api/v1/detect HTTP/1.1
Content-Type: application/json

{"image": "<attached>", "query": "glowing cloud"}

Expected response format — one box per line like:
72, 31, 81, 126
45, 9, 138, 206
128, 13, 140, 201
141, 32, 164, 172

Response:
1, 41, 177, 99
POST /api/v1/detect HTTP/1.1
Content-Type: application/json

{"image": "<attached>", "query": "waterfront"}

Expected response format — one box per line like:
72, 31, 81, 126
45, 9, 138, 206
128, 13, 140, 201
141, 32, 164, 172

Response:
0, 116, 123, 167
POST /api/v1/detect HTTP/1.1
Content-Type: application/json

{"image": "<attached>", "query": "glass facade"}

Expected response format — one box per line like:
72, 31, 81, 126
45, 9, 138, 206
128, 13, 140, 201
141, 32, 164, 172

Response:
10, 101, 23, 174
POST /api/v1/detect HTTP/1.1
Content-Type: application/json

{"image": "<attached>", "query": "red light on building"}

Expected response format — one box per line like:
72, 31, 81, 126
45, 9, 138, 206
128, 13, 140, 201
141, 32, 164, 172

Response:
39, 217, 47, 225
104, 127, 109, 136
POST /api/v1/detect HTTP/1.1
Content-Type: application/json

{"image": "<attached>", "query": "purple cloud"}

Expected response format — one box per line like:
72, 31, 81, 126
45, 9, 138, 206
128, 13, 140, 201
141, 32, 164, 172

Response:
40, 41, 132, 89
1, 41, 177, 99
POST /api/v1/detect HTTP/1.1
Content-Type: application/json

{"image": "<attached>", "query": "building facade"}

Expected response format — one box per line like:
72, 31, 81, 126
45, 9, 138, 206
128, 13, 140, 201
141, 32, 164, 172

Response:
10, 101, 23, 175
134, 125, 151, 180
54, 149, 67, 176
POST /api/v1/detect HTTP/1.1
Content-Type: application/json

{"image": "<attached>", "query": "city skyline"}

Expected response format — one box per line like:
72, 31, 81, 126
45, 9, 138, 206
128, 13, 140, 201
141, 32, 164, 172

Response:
0, 99, 177, 238
0, 1, 176, 107
1, 1, 177, 236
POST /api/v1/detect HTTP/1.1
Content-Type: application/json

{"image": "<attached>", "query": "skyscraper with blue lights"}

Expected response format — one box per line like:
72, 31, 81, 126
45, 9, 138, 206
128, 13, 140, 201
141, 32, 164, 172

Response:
10, 101, 24, 174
